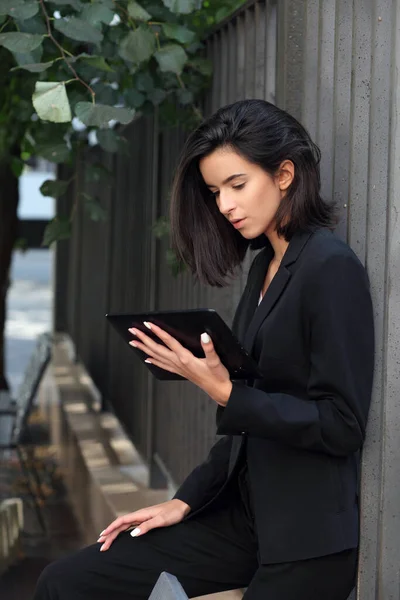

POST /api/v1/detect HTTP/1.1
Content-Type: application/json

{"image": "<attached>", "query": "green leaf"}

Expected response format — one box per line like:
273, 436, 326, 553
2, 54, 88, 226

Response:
77, 54, 113, 72
11, 156, 24, 178
215, 6, 233, 22
40, 179, 70, 198
47, 0, 83, 8
147, 88, 166, 105
81, 3, 114, 26
166, 248, 184, 276
155, 44, 187, 74
152, 216, 170, 238
178, 88, 193, 105
9, 2, 39, 20
189, 56, 212, 77
0, 32, 43, 53
162, 0, 198, 15
12, 43, 43, 66
75, 102, 135, 128
0, 0, 25, 13
161, 23, 196, 44
43, 217, 72, 246
127, 1, 151, 21
119, 27, 156, 65
54, 17, 103, 44
82, 194, 107, 222
85, 162, 112, 184
124, 88, 145, 109
15, 14, 46, 34
96, 128, 119, 153
32, 81, 72, 123
36, 143, 71, 163
12, 60, 54, 73
135, 71, 154, 92
91, 82, 118, 105
0, 0, 39, 20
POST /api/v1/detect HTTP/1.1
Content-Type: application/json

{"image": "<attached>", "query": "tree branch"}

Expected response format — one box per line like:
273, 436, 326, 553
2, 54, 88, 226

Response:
38, 0, 95, 103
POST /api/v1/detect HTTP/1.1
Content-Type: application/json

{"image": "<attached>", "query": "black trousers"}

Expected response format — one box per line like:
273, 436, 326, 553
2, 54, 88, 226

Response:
32, 473, 357, 600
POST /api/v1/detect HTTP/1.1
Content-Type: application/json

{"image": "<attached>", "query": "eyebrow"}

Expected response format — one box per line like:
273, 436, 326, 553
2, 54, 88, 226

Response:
205, 173, 246, 188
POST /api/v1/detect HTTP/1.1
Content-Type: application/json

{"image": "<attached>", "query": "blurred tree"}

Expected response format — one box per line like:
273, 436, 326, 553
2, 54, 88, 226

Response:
0, 0, 245, 390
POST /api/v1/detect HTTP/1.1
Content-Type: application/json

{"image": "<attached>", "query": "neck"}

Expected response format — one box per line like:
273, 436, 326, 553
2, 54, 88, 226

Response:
265, 229, 289, 263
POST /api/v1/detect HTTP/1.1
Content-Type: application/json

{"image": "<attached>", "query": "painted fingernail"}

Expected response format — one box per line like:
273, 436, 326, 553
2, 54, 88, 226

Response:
129, 341, 138, 347
143, 322, 152, 330
130, 528, 141, 537
128, 328, 137, 335
99, 530, 106, 536
100, 544, 106, 551
201, 332, 211, 344
144, 359, 152, 364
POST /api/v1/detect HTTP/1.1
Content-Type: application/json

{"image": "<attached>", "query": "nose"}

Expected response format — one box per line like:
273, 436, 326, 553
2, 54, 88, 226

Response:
217, 190, 237, 217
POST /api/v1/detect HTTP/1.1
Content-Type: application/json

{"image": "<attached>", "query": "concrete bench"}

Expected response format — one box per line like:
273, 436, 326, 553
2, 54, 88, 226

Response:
149, 573, 244, 600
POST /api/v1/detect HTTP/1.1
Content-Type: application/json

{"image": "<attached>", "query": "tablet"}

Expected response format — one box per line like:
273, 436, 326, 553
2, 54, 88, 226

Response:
106, 309, 263, 381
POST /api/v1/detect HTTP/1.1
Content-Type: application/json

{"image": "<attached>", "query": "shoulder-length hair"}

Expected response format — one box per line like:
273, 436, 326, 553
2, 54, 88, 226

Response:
170, 99, 337, 286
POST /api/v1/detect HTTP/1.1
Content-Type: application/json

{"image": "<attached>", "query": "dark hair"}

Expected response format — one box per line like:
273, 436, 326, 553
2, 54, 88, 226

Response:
170, 99, 337, 286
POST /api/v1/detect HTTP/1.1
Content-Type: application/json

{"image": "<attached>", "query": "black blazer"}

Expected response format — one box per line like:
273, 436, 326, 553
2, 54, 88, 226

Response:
174, 227, 375, 564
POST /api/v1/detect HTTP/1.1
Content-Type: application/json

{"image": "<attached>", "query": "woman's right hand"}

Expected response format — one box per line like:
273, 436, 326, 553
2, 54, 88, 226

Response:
97, 499, 191, 551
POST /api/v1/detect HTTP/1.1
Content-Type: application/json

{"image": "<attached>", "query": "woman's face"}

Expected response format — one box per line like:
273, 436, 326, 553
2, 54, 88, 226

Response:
199, 147, 293, 239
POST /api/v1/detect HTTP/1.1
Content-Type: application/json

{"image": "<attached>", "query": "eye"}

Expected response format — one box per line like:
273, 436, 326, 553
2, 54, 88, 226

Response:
233, 183, 245, 190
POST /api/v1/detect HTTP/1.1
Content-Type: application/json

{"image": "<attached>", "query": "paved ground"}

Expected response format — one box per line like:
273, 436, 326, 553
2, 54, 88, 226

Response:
0, 413, 85, 599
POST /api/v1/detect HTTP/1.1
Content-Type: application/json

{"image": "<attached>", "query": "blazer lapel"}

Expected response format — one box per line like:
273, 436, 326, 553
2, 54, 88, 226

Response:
243, 229, 314, 354
243, 267, 291, 352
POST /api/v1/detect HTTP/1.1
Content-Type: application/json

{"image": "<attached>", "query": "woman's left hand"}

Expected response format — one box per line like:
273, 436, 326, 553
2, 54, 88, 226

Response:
128, 323, 232, 406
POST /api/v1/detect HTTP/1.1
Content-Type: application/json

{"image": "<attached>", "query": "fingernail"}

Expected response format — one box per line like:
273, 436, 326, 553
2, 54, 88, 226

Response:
99, 530, 106, 536
144, 359, 152, 364
129, 341, 138, 347
100, 544, 106, 551
201, 332, 211, 344
143, 322, 152, 330
130, 528, 141, 537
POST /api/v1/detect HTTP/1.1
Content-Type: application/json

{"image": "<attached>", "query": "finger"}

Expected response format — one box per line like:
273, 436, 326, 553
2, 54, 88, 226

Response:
99, 510, 148, 537
141, 322, 189, 360
200, 333, 222, 369
129, 328, 176, 363
99, 527, 126, 551
144, 357, 183, 376
133, 514, 165, 537
99, 520, 143, 551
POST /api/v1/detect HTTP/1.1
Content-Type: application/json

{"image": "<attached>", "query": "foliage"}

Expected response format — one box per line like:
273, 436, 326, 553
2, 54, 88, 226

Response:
0, 0, 244, 246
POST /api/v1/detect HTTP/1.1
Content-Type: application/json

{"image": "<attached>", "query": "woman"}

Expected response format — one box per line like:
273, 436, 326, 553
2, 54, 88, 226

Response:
33, 99, 375, 600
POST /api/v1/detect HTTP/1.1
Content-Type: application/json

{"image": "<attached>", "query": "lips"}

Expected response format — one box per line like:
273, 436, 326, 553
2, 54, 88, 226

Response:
231, 218, 246, 229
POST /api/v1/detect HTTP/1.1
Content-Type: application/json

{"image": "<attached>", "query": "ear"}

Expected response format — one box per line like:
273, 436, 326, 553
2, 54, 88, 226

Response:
277, 160, 295, 191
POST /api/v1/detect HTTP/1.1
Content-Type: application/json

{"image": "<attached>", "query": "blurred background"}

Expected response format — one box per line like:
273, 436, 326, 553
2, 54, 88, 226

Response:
6, 162, 54, 394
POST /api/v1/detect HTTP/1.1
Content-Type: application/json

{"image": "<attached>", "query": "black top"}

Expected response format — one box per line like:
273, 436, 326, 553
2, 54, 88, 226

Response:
175, 227, 375, 564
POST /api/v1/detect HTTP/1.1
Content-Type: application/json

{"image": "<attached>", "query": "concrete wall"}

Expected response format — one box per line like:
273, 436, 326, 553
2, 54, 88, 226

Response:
276, 1, 400, 597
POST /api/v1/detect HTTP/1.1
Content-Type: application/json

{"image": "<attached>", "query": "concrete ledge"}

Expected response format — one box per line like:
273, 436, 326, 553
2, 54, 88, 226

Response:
38, 335, 243, 599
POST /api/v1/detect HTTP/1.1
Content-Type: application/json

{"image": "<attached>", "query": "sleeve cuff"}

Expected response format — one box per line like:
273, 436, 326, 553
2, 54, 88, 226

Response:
216, 381, 250, 436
